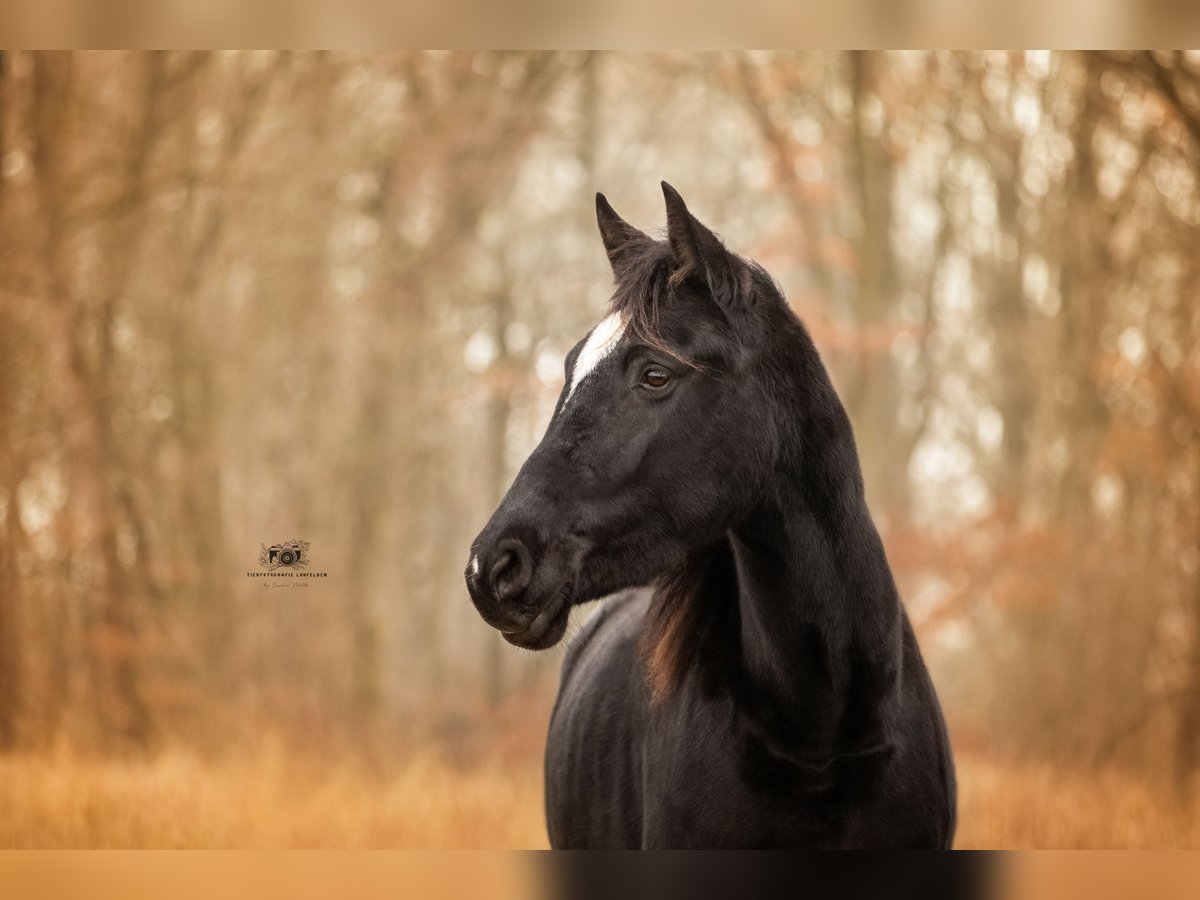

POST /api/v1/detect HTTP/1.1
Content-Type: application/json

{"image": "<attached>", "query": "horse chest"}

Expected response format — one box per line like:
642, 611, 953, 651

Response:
638, 691, 846, 848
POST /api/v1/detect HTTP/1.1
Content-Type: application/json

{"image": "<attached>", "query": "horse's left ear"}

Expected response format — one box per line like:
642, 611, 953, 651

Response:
661, 181, 746, 313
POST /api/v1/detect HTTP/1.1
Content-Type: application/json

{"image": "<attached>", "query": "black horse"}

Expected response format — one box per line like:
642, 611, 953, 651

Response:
466, 183, 956, 849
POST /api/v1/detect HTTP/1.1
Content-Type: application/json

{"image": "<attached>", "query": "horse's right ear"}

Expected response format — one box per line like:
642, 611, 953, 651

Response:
661, 182, 748, 319
596, 192, 652, 274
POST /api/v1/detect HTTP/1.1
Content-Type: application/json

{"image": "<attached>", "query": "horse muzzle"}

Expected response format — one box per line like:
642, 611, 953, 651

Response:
466, 532, 572, 650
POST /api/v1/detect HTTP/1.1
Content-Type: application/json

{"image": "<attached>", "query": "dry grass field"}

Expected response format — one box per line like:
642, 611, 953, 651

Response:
0, 742, 1195, 849
955, 757, 1200, 849
0, 742, 546, 850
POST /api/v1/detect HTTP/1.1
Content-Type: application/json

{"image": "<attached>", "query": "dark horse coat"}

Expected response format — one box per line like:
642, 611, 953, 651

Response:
466, 183, 956, 849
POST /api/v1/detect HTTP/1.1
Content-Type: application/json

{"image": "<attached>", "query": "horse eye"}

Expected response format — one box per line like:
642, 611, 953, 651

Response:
640, 367, 671, 389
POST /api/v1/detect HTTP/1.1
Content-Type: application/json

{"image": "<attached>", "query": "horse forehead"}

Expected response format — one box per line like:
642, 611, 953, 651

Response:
565, 313, 626, 403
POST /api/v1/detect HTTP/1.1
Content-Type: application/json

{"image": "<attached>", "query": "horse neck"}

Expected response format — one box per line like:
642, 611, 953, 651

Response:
726, 381, 904, 755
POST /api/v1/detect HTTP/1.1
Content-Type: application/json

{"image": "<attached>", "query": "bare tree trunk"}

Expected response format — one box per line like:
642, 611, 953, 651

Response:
0, 50, 23, 750
847, 50, 903, 521
734, 55, 837, 303
1175, 546, 1200, 797
0, 346, 22, 751
1166, 276, 1200, 796
31, 53, 151, 748
0, 421, 22, 749
988, 131, 1035, 502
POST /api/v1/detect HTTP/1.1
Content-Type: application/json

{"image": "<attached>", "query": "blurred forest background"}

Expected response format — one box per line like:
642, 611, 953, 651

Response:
2, 50, 1200, 847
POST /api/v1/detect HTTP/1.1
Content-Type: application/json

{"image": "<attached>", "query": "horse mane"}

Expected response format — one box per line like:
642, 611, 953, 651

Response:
643, 566, 700, 704
642, 539, 741, 703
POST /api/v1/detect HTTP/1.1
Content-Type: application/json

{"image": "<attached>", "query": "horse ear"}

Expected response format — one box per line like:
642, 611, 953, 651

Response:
596, 192, 652, 273
661, 181, 744, 310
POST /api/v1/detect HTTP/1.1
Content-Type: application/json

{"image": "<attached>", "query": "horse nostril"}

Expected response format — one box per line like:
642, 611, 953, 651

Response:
491, 550, 516, 584
489, 538, 532, 603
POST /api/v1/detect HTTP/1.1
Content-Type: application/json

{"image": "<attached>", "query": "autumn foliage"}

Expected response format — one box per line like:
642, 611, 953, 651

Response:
2, 51, 1200, 846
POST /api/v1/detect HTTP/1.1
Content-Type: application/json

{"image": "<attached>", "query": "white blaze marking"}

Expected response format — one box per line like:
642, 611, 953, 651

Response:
565, 313, 625, 404
470, 555, 480, 577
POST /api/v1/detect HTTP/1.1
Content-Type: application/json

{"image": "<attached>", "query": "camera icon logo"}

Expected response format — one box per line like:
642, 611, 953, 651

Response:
259, 539, 311, 571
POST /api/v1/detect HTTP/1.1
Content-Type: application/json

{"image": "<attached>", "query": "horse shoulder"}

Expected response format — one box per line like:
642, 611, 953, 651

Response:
545, 588, 651, 849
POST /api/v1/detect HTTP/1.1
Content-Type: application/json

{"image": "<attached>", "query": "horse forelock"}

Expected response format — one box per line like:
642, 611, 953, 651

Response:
607, 239, 715, 373
609, 239, 672, 341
